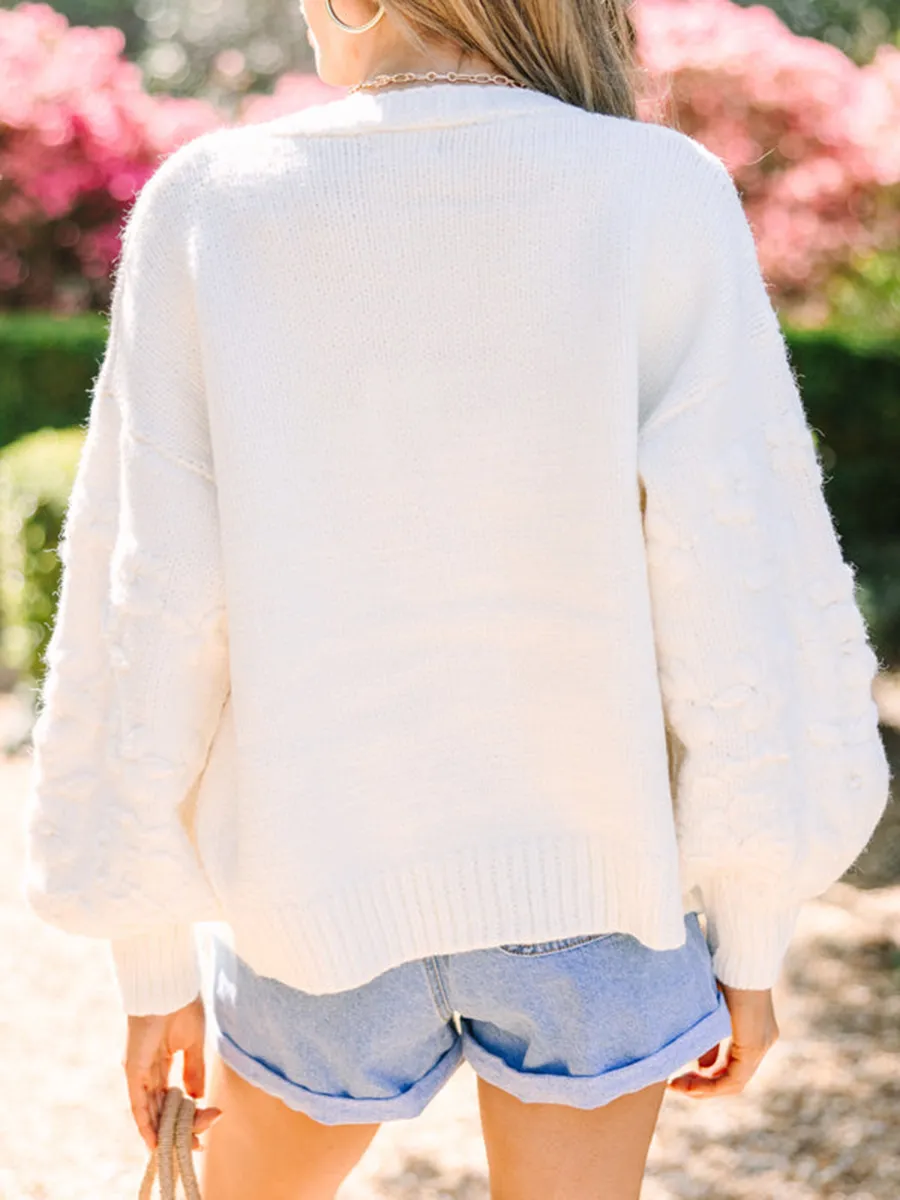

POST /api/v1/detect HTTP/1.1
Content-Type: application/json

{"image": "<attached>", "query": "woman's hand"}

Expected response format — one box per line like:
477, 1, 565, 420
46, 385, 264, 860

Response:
124, 993, 222, 1151
668, 983, 779, 1098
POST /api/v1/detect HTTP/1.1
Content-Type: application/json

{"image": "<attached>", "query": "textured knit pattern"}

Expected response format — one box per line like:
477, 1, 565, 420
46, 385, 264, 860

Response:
22, 83, 891, 1015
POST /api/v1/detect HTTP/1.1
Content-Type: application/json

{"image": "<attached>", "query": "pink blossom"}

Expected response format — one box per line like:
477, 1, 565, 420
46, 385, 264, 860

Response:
0, 3, 224, 308
635, 0, 900, 302
3, 0, 899, 314
236, 72, 344, 125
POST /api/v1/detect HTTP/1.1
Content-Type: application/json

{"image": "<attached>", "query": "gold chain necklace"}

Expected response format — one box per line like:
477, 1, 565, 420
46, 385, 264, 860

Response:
347, 70, 528, 95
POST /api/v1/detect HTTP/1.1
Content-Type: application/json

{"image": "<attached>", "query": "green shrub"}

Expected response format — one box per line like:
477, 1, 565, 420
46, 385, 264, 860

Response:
824, 249, 900, 340
0, 312, 105, 447
785, 326, 900, 667
0, 427, 86, 686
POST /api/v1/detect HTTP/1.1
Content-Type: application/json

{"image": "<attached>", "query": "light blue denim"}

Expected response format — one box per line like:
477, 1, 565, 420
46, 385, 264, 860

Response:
209, 912, 732, 1124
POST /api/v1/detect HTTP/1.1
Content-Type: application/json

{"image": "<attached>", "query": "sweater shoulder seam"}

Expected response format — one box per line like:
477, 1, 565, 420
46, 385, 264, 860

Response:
113, 404, 215, 485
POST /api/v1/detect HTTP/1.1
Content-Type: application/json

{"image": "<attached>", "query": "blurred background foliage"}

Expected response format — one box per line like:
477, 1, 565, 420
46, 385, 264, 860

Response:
3, 0, 899, 321
735, 0, 900, 63
0, 425, 84, 682
3, 0, 899, 108
0, 0, 315, 106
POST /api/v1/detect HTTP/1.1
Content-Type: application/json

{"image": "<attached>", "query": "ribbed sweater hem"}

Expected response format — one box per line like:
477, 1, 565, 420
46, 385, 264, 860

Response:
226, 835, 693, 996
105, 837, 808, 1011
701, 878, 803, 990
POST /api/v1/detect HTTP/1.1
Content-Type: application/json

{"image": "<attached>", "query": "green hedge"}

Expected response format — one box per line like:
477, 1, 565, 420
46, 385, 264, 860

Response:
785, 327, 900, 667
0, 427, 86, 685
0, 311, 107, 448
0, 315, 898, 682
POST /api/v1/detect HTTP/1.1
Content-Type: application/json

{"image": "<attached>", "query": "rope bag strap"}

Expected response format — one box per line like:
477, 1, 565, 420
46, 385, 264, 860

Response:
138, 1087, 202, 1200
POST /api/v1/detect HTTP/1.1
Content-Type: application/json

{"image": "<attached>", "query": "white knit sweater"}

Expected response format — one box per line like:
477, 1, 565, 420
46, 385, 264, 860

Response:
23, 82, 890, 1016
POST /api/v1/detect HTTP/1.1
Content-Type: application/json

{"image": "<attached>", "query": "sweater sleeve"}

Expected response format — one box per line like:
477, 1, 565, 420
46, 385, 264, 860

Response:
23, 140, 229, 1015
637, 149, 892, 990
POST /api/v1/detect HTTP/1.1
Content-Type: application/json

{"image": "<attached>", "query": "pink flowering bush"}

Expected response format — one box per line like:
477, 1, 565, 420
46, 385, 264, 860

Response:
635, 0, 900, 316
235, 72, 343, 125
2, 0, 900, 321
0, 3, 224, 310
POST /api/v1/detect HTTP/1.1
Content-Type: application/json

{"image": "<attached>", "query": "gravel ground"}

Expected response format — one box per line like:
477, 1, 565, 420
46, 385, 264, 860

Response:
2, 703, 898, 1199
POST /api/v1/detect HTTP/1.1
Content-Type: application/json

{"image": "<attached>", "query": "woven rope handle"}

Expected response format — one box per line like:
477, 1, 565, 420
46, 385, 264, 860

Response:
138, 1087, 202, 1200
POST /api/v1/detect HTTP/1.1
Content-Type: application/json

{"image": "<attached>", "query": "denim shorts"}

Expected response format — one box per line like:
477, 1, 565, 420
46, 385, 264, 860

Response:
208, 912, 732, 1124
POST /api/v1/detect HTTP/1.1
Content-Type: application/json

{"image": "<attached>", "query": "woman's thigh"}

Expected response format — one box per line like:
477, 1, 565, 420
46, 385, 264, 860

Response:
199, 1055, 380, 1200
478, 1075, 666, 1200
200, 936, 459, 1198
446, 915, 730, 1198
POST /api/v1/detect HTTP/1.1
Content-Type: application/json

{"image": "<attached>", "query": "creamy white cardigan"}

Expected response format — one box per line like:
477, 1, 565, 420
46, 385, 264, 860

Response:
23, 83, 890, 1015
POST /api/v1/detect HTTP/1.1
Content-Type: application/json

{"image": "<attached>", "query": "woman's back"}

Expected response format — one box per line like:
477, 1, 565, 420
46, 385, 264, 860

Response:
183, 87, 696, 980
25, 81, 888, 1018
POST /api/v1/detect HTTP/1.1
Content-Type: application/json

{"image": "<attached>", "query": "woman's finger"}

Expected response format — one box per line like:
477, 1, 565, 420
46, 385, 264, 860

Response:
125, 1068, 158, 1152
182, 1035, 206, 1100
144, 1055, 159, 1135
192, 1106, 223, 1135
125, 1015, 168, 1150
669, 1047, 763, 1098
155, 1052, 172, 1123
187, 1105, 222, 1153
696, 1043, 721, 1070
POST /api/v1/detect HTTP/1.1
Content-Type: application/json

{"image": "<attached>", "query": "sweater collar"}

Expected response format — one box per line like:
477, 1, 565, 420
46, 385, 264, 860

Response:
271, 81, 576, 137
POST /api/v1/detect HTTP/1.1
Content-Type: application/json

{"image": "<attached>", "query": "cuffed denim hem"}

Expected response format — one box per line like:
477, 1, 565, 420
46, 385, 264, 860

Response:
460, 987, 733, 1109
215, 1027, 464, 1125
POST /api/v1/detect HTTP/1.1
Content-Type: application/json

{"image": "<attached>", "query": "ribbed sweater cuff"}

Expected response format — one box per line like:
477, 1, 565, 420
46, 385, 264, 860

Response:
110, 925, 201, 1016
702, 880, 802, 990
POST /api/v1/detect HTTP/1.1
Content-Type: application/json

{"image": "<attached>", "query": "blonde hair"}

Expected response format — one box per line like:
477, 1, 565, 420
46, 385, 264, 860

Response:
381, 0, 639, 118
